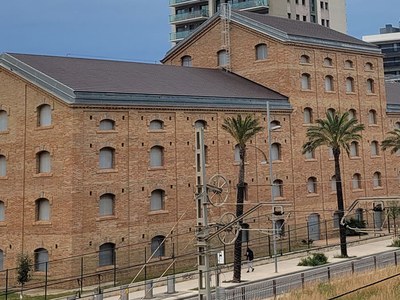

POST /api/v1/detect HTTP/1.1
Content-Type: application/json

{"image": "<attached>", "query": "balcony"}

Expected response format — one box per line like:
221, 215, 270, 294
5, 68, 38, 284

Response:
169, 0, 207, 8
170, 8, 209, 24
170, 30, 192, 42
230, 0, 269, 11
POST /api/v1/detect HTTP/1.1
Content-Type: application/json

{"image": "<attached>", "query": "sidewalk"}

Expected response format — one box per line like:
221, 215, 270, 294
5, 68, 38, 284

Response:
104, 235, 395, 300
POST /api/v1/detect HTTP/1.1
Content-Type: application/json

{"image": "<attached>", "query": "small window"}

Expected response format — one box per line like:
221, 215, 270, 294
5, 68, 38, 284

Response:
0, 110, 8, 132
99, 147, 115, 169
344, 60, 354, 68
371, 141, 379, 156
275, 219, 285, 236
241, 223, 250, 242
217, 50, 228, 67
0, 249, 3, 270
373, 172, 382, 188
303, 107, 313, 124
327, 108, 336, 117
99, 193, 115, 216
34, 248, 49, 272
234, 144, 241, 162
37, 151, 51, 173
36, 198, 50, 221
365, 62, 373, 70
181, 55, 192, 67
348, 109, 357, 121
150, 189, 165, 211
301, 73, 311, 90
270, 120, 281, 128
99, 243, 115, 267
0, 155, 6, 177
368, 109, 377, 125
328, 147, 334, 159
333, 211, 340, 228
366, 79, 375, 93
272, 179, 283, 198
271, 143, 281, 161
255, 44, 268, 60
0, 201, 4, 221
150, 146, 164, 167
395, 122, 400, 129
323, 57, 333, 67
325, 75, 334, 91
305, 150, 315, 159
355, 208, 364, 222
195, 120, 207, 129
151, 235, 165, 257
99, 119, 115, 130
149, 120, 164, 130
331, 175, 337, 192
346, 77, 355, 93
300, 55, 310, 64
307, 177, 317, 193
37, 104, 52, 127
352, 173, 362, 190
350, 141, 359, 157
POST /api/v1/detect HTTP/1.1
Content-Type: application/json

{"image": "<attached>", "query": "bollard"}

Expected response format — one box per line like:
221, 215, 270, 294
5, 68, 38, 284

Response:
120, 285, 129, 300
144, 280, 153, 299
215, 287, 226, 300
167, 275, 176, 294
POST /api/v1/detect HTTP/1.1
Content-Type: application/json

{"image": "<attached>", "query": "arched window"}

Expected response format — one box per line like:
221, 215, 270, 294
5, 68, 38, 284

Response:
365, 62, 373, 70
0, 249, 3, 270
99, 147, 115, 169
270, 120, 281, 128
333, 211, 340, 228
99, 119, 115, 130
305, 150, 315, 159
34, 248, 49, 272
348, 109, 357, 120
344, 60, 354, 69
37, 151, 51, 173
346, 77, 355, 92
327, 108, 336, 117
217, 50, 227, 67
195, 120, 207, 129
371, 141, 379, 156
275, 219, 285, 236
307, 177, 317, 193
241, 223, 249, 243
331, 175, 337, 192
99, 193, 115, 216
37, 104, 52, 127
272, 179, 283, 198
368, 109, 377, 124
0, 201, 4, 221
0, 110, 8, 132
271, 143, 281, 161
366, 78, 375, 93
373, 172, 382, 188
150, 189, 165, 211
303, 107, 313, 124
352, 173, 362, 190
323, 57, 333, 66
150, 146, 164, 167
301, 73, 311, 90
234, 144, 240, 162
300, 55, 310, 64
355, 208, 364, 222
36, 198, 50, 221
181, 55, 192, 67
99, 243, 115, 267
328, 146, 334, 159
0, 155, 6, 177
395, 122, 400, 129
325, 75, 334, 91
151, 235, 165, 257
350, 141, 359, 157
255, 43, 268, 60
149, 120, 164, 130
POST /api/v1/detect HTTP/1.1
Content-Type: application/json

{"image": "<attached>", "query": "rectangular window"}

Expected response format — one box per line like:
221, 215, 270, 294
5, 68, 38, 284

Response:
326, 19, 330, 27
302, 0, 305, 4
325, 2, 328, 9
320, 1, 324, 9
303, 15, 307, 21
321, 19, 325, 26
296, 14, 300, 20
288, 13, 291, 19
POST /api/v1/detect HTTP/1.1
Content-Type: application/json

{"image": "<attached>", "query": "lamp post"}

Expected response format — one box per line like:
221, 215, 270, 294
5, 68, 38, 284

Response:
267, 101, 280, 273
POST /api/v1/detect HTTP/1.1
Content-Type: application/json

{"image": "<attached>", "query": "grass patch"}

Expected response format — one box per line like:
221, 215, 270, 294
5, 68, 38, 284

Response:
298, 253, 328, 266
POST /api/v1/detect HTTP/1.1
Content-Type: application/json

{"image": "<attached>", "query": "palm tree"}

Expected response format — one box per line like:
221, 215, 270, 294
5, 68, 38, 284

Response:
222, 114, 263, 282
302, 111, 364, 257
381, 129, 400, 154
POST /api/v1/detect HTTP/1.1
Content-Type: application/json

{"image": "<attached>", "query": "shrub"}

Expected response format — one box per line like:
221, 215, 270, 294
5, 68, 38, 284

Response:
298, 253, 328, 266
389, 238, 400, 247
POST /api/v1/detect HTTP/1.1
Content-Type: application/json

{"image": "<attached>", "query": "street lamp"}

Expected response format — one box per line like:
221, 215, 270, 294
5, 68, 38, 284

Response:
267, 101, 281, 273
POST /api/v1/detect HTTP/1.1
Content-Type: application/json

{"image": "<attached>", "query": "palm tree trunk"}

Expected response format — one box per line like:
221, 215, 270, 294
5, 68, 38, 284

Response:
333, 149, 348, 257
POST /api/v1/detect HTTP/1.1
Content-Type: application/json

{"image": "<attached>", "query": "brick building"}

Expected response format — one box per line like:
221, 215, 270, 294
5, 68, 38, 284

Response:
0, 10, 400, 278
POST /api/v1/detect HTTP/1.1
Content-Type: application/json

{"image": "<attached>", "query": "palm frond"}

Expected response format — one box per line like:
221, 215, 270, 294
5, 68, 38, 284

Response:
382, 129, 400, 154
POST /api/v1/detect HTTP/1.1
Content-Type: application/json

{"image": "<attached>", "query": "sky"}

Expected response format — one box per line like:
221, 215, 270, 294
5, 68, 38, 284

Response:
0, 0, 399, 64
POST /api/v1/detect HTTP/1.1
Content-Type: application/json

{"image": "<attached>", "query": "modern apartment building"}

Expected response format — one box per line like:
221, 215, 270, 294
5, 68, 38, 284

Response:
363, 24, 400, 82
169, 0, 347, 44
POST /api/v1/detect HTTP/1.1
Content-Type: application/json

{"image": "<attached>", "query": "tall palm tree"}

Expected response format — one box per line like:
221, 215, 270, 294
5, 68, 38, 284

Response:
302, 111, 364, 257
222, 114, 263, 282
381, 129, 400, 154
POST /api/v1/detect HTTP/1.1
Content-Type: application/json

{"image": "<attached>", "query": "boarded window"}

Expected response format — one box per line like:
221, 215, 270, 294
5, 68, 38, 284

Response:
305, 150, 314, 159
37, 151, 51, 173
181, 55, 192, 67
217, 50, 227, 67
304, 107, 312, 123
325, 75, 334, 91
368, 109, 377, 124
373, 172, 382, 188
150, 189, 164, 211
38, 104, 52, 127
271, 143, 281, 161
272, 179, 283, 197
350, 142, 359, 157
344, 60, 353, 68
331, 175, 337, 192
150, 146, 164, 167
307, 177, 317, 193
0, 155, 6, 177
0, 250, 3, 270
34, 248, 49, 272
0, 110, 7, 131
99, 119, 115, 130
234, 144, 240, 162
99, 147, 115, 169
151, 236, 165, 257
99, 194, 115, 216
149, 120, 164, 130
255, 44, 267, 60
352, 173, 362, 189
0, 201, 4, 221
346, 77, 354, 92
99, 243, 115, 266
371, 141, 379, 156
300, 55, 310, 64
36, 198, 50, 221
323, 57, 333, 66
301, 73, 311, 90
367, 79, 375, 93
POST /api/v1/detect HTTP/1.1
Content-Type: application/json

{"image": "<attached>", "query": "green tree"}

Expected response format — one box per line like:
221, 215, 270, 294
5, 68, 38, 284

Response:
16, 253, 33, 298
222, 114, 263, 282
382, 129, 400, 154
302, 111, 364, 257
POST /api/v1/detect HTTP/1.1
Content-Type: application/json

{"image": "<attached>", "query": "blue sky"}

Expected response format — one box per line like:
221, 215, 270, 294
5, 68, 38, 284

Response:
0, 0, 399, 63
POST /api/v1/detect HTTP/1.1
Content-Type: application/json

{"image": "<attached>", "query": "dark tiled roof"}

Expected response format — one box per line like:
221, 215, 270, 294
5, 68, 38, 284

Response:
8, 53, 286, 101
386, 82, 400, 104
235, 11, 376, 48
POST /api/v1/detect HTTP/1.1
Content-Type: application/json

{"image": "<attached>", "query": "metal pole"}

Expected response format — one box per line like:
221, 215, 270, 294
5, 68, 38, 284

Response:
80, 257, 84, 296
267, 101, 278, 273
5, 269, 8, 300
45, 262, 48, 300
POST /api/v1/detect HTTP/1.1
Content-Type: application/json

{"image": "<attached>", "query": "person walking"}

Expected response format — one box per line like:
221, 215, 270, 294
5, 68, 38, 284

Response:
245, 247, 254, 272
